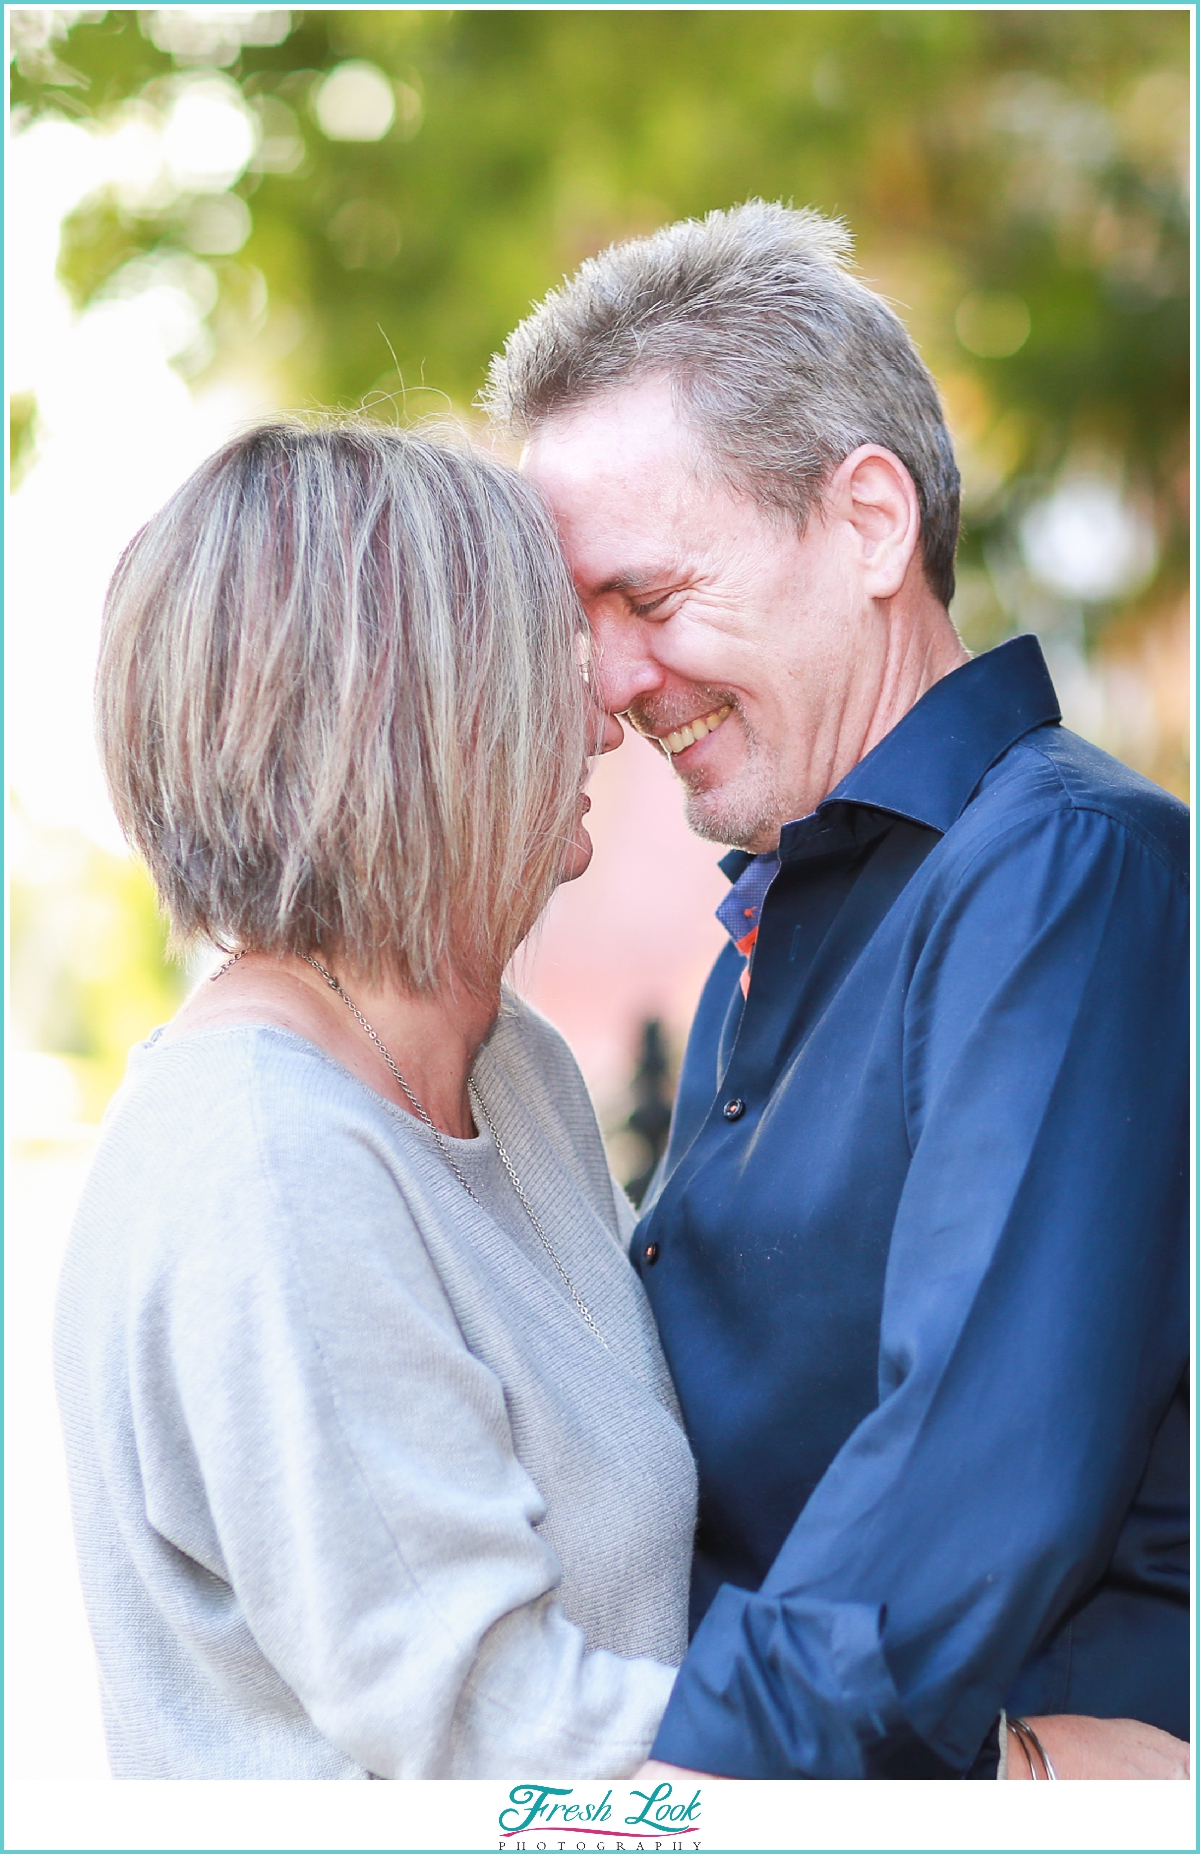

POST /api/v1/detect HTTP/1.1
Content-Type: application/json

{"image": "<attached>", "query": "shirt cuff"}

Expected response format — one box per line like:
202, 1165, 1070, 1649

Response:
963, 1713, 1004, 1780
651, 1584, 973, 1779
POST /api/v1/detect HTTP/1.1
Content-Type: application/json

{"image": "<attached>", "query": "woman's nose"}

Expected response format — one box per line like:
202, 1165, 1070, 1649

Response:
598, 711, 624, 754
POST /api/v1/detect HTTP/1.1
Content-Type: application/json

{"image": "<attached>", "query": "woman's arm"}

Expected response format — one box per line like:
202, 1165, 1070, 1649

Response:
1006, 1717, 1190, 1780
638, 1716, 1192, 1782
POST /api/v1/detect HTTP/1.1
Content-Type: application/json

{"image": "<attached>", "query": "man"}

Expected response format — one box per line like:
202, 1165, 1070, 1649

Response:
485, 202, 1189, 1780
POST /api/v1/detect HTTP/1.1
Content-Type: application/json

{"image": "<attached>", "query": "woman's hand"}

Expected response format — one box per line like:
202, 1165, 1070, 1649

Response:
636, 1718, 1193, 1784
1007, 1715, 1191, 1779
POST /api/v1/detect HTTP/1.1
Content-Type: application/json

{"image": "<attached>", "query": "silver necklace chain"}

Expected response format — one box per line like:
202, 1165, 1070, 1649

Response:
221, 951, 608, 1348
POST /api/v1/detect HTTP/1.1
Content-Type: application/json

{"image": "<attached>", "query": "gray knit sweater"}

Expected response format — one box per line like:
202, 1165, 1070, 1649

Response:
54, 994, 697, 1779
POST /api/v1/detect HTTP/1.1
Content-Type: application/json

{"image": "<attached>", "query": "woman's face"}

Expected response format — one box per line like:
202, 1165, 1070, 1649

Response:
559, 793, 595, 884
558, 712, 623, 884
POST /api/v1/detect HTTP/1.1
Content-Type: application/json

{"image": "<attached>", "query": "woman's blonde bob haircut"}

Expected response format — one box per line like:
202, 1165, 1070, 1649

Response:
96, 417, 595, 991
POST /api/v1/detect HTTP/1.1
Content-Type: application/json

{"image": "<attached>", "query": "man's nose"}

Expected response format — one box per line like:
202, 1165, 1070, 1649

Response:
589, 609, 665, 719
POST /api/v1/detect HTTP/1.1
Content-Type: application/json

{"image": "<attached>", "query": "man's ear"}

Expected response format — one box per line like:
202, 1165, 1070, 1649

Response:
827, 445, 922, 601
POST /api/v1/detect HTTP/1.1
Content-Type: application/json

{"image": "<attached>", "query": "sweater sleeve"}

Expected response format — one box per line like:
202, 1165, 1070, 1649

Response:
132, 1046, 674, 1778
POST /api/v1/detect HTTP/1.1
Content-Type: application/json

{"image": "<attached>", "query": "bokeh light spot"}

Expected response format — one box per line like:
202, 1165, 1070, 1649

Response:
395, 81, 424, 140
162, 77, 258, 192
144, 9, 292, 67
253, 95, 307, 173
1021, 477, 1157, 602
955, 291, 1031, 359
314, 61, 396, 142
183, 192, 252, 256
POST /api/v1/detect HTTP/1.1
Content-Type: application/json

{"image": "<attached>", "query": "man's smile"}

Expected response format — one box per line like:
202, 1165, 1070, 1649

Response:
628, 702, 733, 757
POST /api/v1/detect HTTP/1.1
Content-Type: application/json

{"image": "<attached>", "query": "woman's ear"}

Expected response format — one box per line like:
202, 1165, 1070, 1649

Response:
826, 444, 923, 602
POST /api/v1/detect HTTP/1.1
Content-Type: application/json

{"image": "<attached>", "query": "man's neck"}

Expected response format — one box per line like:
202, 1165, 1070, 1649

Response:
857, 601, 970, 769
747, 601, 969, 855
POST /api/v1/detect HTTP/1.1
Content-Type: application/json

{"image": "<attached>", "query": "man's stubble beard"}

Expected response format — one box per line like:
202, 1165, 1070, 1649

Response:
626, 690, 789, 852
676, 727, 789, 853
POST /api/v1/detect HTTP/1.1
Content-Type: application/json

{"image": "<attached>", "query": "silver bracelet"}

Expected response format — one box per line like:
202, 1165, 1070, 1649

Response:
1008, 1715, 1059, 1781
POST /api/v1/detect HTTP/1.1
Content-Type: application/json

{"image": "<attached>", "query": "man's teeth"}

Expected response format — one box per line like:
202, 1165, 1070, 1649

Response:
662, 705, 732, 756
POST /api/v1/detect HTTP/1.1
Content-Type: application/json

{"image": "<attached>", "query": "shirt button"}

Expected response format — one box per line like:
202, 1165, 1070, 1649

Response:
643, 1242, 660, 1266
723, 1098, 746, 1121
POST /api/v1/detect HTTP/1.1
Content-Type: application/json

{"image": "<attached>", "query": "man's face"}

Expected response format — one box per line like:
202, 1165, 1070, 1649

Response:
523, 376, 874, 853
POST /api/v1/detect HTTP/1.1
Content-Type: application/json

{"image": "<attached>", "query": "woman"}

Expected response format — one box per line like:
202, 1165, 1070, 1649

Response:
57, 418, 696, 1778
57, 417, 1183, 1783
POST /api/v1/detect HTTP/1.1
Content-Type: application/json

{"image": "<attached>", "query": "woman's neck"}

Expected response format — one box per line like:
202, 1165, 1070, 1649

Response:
164, 951, 500, 1137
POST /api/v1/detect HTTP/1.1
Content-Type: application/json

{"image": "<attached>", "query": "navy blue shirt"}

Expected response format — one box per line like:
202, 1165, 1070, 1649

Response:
636, 636, 1189, 1779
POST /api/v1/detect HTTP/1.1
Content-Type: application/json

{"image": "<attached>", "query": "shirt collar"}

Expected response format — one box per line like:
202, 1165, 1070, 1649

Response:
720, 634, 1061, 885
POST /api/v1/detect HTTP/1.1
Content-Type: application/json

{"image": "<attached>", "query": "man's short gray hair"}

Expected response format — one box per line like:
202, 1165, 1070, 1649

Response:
483, 200, 960, 606
96, 418, 593, 991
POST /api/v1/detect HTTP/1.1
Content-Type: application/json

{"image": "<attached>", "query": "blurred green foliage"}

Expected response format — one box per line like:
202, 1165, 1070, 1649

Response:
9, 8, 1190, 1115
10, 813, 187, 1118
13, 6, 1189, 628
9, 389, 39, 489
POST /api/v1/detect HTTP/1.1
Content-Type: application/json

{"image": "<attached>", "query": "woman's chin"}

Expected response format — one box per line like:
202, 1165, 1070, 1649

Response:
559, 830, 594, 884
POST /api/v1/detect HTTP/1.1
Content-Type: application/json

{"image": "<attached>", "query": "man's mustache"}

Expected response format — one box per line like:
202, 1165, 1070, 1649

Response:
624, 690, 739, 740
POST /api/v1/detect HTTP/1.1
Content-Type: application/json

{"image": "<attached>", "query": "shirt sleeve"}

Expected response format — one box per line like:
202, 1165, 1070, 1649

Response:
137, 1063, 674, 1778
651, 801, 1189, 1778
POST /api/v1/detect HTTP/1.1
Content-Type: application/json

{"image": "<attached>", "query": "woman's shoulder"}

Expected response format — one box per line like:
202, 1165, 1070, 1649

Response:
491, 987, 577, 1060
487, 991, 598, 1117
79, 1024, 426, 1262
136, 1016, 421, 1109
484, 991, 629, 1229
108, 1020, 398, 1149
65, 1022, 464, 1353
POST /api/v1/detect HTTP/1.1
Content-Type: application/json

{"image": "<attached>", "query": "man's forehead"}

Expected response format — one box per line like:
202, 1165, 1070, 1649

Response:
523, 376, 696, 483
